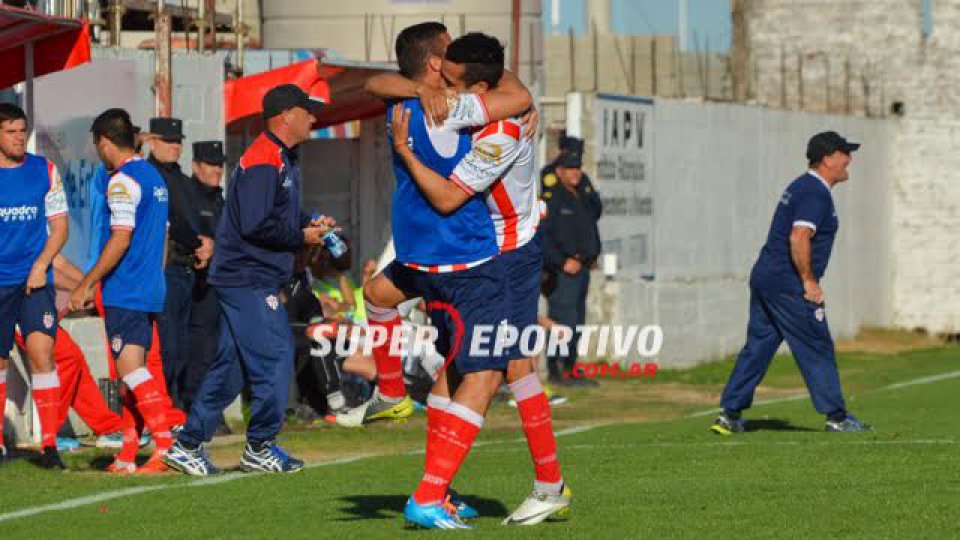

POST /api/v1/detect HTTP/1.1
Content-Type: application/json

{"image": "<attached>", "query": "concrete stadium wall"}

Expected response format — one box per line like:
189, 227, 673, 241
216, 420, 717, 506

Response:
92, 47, 225, 169
583, 99, 893, 367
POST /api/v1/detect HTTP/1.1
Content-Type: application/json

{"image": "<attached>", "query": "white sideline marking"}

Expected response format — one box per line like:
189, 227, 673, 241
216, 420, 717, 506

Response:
473, 439, 959, 452
687, 368, 960, 418
0, 454, 377, 524
5, 367, 959, 525
882, 369, 960, 390
0, 426, 602, 525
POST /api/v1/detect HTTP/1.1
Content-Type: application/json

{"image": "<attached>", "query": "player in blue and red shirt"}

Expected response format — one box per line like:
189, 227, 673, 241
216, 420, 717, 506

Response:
712, 131, 871, 435
346, 23, 533, 529
383, 32, 571, 526
0, 103, 69, 468
69, 108, 175, 474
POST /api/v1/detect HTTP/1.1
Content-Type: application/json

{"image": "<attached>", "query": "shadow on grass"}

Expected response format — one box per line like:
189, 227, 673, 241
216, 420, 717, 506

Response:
335, 494, 509, 521
744, 419, 818, 433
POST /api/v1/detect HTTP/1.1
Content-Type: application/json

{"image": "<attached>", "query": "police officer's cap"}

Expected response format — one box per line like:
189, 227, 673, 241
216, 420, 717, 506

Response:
262, 84, 326, 120
193, 141, 225, 166
555, 149, 583, 169
806, 131, 860, 163
558, 133, 584, 153
148, 117, 185, 141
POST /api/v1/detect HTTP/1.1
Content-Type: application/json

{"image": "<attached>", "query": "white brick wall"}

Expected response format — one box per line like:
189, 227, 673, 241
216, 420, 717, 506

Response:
745, 0, 960, 333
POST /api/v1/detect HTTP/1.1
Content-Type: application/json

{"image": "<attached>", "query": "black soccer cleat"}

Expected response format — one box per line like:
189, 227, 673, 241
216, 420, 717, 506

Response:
37, 447, 67, 470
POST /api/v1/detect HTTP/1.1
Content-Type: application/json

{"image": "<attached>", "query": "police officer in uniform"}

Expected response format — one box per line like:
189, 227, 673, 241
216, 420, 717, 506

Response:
182, 141, 226, 414
540, 134, 599, 203
541, 148, 602, 387
148, 117, 212, 409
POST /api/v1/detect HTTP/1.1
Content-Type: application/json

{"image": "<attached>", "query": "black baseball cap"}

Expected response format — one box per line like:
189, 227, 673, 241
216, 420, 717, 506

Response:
192, 141, 225, 165
555, 149, 582, 169
806, 131, 860, 163
148, 117, 184, 141
262, 84, 325, 120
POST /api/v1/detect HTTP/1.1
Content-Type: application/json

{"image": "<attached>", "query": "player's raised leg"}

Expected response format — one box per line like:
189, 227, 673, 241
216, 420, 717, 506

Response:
335, 272, 414, 427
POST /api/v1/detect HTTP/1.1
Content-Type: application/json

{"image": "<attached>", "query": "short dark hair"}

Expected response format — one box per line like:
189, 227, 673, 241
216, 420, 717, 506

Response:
0, 103, 27, 126
444, 33, 505, 88
90, 108, 137, 149
395, 22, 448, 78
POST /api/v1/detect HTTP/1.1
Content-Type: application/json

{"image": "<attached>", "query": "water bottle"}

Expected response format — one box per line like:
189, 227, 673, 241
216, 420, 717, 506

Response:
312, 212, 348, 258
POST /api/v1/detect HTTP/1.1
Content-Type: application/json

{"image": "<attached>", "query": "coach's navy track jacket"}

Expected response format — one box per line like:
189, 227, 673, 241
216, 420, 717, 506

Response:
209, 130, 310, 290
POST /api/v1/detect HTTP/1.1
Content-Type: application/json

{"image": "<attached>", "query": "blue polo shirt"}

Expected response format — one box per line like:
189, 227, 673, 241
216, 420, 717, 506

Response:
750, 171, 838, 294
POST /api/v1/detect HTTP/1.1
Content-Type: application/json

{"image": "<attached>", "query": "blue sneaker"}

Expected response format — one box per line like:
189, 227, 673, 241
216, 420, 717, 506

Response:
240, 440, 304, 473
56, 436, 81, 452
96, 431, 152, 449
162, 440, 221, 476
447, 489, 479, 519
403, 497, 472, 529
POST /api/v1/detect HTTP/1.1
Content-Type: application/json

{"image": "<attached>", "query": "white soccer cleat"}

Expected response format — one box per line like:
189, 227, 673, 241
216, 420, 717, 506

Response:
334, 400, 370, 428
502, 484, 572, 526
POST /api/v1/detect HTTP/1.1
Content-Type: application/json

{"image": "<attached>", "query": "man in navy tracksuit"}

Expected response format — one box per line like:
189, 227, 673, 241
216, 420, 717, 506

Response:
164, 85, 331, 475
711, 131, 871, 435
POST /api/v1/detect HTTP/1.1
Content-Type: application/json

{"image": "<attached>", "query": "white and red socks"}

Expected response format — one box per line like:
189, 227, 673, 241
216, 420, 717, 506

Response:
122, 368, 172, 454
510, 373, 564, 496
413, 401, 483, 505
367, 304, 406, 402
424, 393, 450, 468
31, 371, 61, 450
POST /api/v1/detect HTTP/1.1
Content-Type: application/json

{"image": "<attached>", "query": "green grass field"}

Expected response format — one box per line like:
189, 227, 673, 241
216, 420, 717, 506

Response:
1, 332, 959, 539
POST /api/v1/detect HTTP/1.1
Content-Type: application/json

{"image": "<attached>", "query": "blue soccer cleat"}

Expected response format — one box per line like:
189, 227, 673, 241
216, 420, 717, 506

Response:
404, 496, 473, 529
240, 440, 304, 473
447, 489, 479, 519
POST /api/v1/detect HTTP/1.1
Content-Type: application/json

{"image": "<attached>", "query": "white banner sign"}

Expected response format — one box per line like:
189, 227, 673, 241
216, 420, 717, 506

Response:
593, 94, 654, 278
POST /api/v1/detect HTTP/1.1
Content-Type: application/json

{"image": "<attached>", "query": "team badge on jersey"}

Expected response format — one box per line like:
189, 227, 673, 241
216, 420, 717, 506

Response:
43, 312, 54, 329
153, 185, 168, 202
266, 294, 279, 311
815, 307, 825, 322
111, 336, 123, 353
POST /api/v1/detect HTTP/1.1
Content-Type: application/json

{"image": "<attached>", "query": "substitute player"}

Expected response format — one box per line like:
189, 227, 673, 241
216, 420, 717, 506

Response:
69, 108, 175, 473
386, 33, 571, 525
711, 131, 871, 435
0, 103, 69, 468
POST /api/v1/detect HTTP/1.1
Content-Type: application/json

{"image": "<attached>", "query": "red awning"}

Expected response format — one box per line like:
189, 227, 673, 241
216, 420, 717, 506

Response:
224, 58, 389, 129
0, 5, 92, 90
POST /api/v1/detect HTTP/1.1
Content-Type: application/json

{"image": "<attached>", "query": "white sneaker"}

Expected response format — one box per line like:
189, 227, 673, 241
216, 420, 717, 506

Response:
502, 484, 572, 525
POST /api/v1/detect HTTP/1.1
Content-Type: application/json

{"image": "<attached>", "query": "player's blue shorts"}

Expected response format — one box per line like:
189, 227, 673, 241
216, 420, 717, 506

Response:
383, 256, 511, 373
501, 234, 543, 360
104, 306, 155, 356
0, 284, 57, 357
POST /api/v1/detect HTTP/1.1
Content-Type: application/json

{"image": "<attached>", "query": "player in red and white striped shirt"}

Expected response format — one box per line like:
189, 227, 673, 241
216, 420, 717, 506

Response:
389, 32, 571, 526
